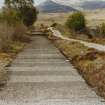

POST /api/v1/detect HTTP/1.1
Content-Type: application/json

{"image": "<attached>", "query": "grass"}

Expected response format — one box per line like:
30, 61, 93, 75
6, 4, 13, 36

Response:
54, 24, 72, 37
48, 33, 105, 99
36, 10, 105, 27
73, 51, 105, 98
55, 23, 105, 45
36, 13, 69, 26
9, 41, 26, 54
0, 7, 33, 85
54, 39, 88, 58
0, 22, 30, 85
0, 40, 27, 84
36, 12, 105, 45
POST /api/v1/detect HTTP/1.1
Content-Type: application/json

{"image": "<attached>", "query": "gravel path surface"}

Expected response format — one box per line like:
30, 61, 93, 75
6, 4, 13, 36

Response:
0, 32, 104, 105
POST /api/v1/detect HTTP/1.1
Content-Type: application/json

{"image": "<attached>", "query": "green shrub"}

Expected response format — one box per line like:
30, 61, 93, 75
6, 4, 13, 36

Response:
0, 8, 21, 25
20, 5, 37, 27
66, 12, 86, 31
0, 1, 35, 52
4, 0, 38, 27
51, 23, 57, 27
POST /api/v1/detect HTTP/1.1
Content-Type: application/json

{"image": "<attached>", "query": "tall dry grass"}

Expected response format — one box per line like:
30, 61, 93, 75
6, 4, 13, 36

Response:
0, 23, 14, 52
13, 23, 27, 42
0, 22, 28, 52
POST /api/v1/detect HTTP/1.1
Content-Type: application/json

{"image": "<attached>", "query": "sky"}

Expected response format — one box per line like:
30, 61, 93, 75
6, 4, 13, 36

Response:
53, 0, 105, 6
35, 0, 105, 5
0, 0, 4, 8
1, 0, 105, 7
0, 0, 46, 8
0, 0, 46, 7
34, 0, 46, 5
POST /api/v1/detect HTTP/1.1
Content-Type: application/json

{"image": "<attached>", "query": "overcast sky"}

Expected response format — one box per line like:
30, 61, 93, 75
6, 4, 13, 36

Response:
0, 0, 46, 7
0, 0, 4, 8
35, 0, 46, 5
35, 0, 105, 5
0, 0, 46, 8
53, 0, 105, 6
1, 0, 105, 7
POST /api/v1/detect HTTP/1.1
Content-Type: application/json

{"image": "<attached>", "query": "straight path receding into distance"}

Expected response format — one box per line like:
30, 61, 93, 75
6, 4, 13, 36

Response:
0, 33, 104, 105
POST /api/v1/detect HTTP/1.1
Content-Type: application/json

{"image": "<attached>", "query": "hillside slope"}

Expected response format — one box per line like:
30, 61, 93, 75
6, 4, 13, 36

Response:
50, 0, 105, 10
37, 0, 77, 13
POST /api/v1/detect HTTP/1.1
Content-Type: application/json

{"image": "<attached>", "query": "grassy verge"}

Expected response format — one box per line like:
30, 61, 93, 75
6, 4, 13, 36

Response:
0, 2, 36, 85
48, 34, 105, 99
0, 23, 31, 85
0, 20, 32, 85
0, 40, 28, 84
55, 24, 105, 45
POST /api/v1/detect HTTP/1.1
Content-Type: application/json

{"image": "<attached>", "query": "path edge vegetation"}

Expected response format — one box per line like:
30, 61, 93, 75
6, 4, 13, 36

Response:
0, 0, 37, 85
54, 12, 105, 45
47, 28, 105, 99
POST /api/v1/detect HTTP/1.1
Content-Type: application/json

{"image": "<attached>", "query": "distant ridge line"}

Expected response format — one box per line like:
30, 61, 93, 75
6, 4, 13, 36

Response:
37, 0, 77, 13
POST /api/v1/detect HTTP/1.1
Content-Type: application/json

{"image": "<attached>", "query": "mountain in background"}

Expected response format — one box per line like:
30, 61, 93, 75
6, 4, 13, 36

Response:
37, 0, 77, 13
80, 1, 105, 10
53, 0, 105, 10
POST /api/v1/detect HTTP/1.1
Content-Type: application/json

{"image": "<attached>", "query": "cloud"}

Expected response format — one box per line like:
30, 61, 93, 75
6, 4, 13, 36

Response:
0, 0, 4, 8
52, 0, 105, 6
51, 0, 105, 10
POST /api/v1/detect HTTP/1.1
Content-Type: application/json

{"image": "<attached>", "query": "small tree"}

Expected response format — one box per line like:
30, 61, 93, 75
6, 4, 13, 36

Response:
4, 0, 37, 27
66, 12, 86, 31
20, 5, 37, 27
1, 8, 21, 25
